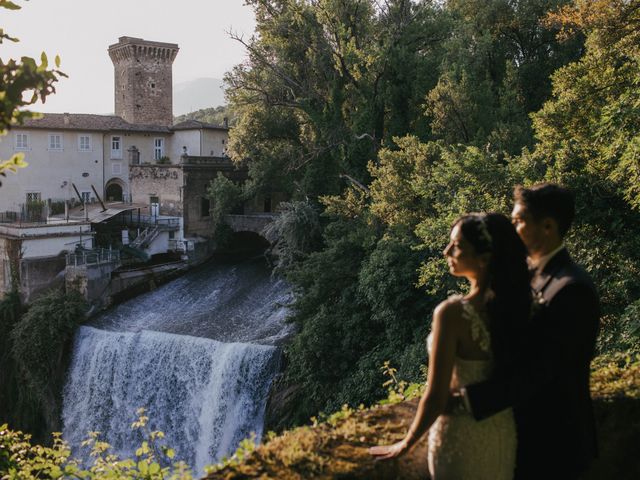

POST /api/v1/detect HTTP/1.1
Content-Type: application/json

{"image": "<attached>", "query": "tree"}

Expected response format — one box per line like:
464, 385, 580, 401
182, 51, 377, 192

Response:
173, 105, 236, 126
0, 0, 65, 184
533, 0, 640, 208
225, 0, 448, 200
423, 0, 583, 155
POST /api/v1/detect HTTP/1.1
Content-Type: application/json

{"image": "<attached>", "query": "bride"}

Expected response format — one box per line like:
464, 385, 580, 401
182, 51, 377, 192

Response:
370, 213, 531, 479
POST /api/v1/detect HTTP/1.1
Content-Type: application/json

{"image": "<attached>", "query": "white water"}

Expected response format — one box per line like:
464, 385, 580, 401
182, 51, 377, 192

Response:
62, 259, 292, 474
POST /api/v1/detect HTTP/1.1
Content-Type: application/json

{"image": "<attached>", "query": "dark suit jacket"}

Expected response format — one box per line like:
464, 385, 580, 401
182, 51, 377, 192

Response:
465, 248, 600, 479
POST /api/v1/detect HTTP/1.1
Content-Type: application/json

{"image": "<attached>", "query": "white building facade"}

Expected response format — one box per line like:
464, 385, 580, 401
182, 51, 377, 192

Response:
0, 116, 228, 213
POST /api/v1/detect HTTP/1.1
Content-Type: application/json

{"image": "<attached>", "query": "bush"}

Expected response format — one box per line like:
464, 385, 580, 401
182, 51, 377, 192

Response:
262, 201, 322, 273
0, 410, 193, 480
10, 288, 87, 432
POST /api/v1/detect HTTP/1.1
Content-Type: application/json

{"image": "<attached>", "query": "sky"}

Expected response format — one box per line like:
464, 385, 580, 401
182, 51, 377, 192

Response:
2, 0, 256, 114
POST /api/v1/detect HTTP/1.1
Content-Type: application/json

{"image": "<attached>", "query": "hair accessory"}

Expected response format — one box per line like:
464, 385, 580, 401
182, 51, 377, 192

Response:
477, 216, 492, 248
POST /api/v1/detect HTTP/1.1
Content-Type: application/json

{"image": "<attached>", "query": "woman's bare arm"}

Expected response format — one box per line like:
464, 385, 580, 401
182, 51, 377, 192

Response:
369, 300, 460, 459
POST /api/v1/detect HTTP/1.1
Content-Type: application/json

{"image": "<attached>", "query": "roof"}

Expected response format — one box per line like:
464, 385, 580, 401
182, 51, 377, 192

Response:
63, 203, 143, 223
86, 206, 141, 224
19, 113, 172, 133
171, 119, 229, 131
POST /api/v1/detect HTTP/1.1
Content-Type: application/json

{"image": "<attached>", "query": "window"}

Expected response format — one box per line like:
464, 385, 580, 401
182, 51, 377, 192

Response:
112, 162, 122, 175
81, 191, 91, 203
26, 192, 41, 203
78, 135, 91, 152
201, 196, 211, 217
48, 133, 63, 150
111, 136, 122, 158
15, 133, 29, 150
128, 146, 140, 165
154, 138, 164, 160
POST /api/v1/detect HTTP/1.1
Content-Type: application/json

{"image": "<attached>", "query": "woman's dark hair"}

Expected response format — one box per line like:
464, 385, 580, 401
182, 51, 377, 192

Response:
455, 213, 531, 368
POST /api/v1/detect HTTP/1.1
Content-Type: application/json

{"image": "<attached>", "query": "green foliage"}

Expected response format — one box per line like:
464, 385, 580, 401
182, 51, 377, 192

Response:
283, 205, 434, 421
590, 352, 640, 400
598, 300, 640, 355
0, 410, 194, 480
226, 0, 451, 199
205, 434, 256, 475
377, 361, 425, 406
0, 0, 66, 184
263, 201, 322, 273
532, 0, 640, 208
9, 288, 87, 431
228, 0, 640, 432
206, 173, 245, 247
422, 0, 583, 154
206, 173, 243, 224
174, 105, 235, 127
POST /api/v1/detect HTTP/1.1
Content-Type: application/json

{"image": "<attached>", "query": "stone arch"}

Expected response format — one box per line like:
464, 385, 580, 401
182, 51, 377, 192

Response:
105, 178, 126, 202
227, 231, 270, 255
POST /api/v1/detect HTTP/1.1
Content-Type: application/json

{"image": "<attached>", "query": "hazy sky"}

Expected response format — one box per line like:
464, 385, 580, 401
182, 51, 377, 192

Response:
2, 0, 256, 114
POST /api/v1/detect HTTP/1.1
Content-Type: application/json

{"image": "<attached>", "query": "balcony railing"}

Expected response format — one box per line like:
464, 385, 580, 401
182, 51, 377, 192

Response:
66, 248, 120, 268
136, 214, 180, 228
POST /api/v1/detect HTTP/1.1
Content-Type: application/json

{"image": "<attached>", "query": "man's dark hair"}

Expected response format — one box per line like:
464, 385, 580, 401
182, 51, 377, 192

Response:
513, 183, 575, 237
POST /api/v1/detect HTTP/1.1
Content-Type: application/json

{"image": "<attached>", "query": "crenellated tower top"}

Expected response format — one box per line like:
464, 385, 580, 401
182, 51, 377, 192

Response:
108, 37, 179, 126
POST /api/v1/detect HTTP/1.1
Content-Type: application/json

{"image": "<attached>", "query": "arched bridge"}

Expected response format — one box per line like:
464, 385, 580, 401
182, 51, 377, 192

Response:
224, 213, 278, 236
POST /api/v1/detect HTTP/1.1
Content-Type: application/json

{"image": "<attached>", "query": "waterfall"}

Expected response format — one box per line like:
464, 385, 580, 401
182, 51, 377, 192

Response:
62, 259, 293, 474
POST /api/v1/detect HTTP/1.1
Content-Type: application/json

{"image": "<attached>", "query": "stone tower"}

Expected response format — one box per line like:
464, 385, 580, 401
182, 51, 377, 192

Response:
108, 37, 179, 126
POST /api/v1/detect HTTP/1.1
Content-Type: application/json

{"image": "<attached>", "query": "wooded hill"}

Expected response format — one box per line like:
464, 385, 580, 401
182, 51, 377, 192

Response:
210, 0, 640, 426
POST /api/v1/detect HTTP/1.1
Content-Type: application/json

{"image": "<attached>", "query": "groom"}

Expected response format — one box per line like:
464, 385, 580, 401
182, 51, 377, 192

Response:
460, 183, 600, 479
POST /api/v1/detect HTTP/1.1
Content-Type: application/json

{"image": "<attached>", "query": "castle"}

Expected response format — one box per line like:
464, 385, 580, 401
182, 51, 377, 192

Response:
0, 37, 230, 213
0, 37, 245, 301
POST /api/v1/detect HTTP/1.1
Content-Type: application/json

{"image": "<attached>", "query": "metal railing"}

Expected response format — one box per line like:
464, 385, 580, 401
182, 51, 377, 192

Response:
136, 215, 180, 228
0, 198, 85, 225
130, 226, 160, 248
66, 248, 120, 267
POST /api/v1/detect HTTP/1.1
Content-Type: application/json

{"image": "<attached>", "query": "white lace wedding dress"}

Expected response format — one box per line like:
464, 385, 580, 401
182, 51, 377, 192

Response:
426, 299, 516, 480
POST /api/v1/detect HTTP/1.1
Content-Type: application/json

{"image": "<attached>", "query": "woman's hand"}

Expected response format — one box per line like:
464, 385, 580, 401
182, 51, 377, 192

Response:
368, 439, 410, 460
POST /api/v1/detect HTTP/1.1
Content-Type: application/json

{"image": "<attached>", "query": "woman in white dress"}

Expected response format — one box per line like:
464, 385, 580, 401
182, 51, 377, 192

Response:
370, 213, 531, 479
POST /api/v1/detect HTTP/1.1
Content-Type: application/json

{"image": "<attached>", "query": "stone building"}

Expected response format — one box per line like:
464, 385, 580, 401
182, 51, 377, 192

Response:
0, 37, 232, 213
108, 37, 178, 126
0, 36, 239, 300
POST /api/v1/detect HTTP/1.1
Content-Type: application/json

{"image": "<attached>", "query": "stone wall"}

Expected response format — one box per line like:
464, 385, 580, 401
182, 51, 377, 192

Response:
65, 260, 119, 310
20, 255, 66, 304
182, 160, 247, 238
108, 37, 178, 126
129, 165, 183, 216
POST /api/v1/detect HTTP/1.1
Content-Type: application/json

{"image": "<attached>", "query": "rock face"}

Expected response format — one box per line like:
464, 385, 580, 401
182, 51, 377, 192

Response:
205, 393, 640, 480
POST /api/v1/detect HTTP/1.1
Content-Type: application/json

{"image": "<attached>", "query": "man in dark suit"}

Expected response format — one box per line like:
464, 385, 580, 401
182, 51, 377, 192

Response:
461, 183, 600, 479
